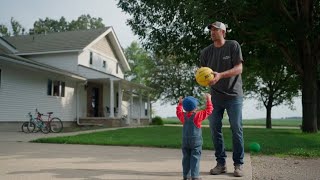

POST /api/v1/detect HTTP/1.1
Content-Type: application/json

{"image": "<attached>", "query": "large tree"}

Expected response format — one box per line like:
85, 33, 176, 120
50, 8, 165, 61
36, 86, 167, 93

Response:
243, 44, 300, 128
225, 0, 320, 132
117, 0, 320, 132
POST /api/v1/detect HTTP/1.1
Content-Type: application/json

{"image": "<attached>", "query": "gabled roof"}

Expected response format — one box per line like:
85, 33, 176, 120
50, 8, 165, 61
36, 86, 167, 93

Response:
3, 27, 111, 54
3, 27, 130, 71
0, 54, 86, 81
0, 37, 18, 54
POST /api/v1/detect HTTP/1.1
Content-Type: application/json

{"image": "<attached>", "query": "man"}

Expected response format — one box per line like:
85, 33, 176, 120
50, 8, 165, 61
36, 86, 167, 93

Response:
199, 21, 244, 177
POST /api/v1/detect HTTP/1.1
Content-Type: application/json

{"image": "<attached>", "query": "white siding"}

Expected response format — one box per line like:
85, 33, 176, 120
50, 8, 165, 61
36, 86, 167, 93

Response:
27, 53, 79, 72
79, 50, 125, 79
91, 36, 117, 59
77, 65, 116, 79
0, 61, 78, 122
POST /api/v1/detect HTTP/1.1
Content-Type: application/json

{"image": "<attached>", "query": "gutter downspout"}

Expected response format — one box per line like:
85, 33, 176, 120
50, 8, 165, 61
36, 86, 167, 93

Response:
76, 82, 84, 125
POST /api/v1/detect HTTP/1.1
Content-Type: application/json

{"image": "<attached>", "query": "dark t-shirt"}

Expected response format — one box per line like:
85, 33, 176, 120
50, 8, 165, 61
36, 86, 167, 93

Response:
200, 40, 244, 100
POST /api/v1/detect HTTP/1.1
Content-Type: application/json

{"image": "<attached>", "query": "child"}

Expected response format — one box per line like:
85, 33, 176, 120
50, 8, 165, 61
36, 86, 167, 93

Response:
176, 93, 213, 180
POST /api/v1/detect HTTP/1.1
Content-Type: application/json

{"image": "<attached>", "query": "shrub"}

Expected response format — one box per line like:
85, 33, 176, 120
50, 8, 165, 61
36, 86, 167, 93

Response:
151, 116, 164, 125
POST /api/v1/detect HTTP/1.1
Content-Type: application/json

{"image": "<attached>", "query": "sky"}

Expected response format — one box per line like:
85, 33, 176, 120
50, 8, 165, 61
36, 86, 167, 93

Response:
0, 0, 302, 119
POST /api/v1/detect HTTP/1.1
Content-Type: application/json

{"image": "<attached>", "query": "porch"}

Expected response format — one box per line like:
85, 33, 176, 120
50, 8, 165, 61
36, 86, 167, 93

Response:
77, 78, 154, 127
79, 117, 150, 128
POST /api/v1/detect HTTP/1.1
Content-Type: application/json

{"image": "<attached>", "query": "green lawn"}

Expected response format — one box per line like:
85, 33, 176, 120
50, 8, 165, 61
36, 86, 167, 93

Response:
32, 126, 320, 158
163, 117, 302, 127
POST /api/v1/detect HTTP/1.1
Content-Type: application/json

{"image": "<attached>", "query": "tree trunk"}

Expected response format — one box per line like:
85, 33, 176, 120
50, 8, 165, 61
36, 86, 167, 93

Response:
318, 80, 320, 130
266, 105, 272, 129
301, 57, 318, 133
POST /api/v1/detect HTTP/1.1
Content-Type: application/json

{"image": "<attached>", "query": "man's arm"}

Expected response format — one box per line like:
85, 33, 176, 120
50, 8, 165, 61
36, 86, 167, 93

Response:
209, 62, 243, 85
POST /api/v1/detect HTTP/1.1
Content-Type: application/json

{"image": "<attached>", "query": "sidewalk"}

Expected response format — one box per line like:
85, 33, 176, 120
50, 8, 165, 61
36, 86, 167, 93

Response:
0, 129, 252, 180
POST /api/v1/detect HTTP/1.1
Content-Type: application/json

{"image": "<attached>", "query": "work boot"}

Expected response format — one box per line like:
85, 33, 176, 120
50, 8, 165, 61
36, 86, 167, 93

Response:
234, 164, 244, 177
210, 164, 227, 175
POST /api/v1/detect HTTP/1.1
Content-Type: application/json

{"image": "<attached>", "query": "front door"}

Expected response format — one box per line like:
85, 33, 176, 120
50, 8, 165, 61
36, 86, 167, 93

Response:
87, 83, 103, 117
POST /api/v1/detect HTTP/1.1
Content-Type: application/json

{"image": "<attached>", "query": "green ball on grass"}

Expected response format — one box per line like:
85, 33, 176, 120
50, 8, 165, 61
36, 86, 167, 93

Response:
249, 142, 261, 152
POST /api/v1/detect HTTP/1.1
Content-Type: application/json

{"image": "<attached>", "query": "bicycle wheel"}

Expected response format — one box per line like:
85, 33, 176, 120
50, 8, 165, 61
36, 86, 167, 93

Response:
21, 122, 35, 133
40, 122, 50, 134
50, 117, 63, 133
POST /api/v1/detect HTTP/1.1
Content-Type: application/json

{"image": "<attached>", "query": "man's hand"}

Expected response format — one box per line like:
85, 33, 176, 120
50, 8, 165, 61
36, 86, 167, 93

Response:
209, 71, 222, 85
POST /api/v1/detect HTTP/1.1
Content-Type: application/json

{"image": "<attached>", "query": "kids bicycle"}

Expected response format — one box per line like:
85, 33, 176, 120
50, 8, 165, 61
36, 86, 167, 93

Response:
34, 109, 63, 133
21, 112, 50, 133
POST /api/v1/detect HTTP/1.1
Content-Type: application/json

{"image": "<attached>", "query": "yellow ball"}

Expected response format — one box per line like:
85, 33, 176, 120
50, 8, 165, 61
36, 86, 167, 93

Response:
195, 67, 214, 87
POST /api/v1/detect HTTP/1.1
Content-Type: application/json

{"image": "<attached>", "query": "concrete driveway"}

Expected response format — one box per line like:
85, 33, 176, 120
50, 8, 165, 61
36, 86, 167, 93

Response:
0, 130, 252, 180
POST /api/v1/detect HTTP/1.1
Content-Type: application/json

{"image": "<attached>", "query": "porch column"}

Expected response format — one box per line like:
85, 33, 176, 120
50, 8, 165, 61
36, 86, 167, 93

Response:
147, 95, 151, 123
109, 79, 114, 118
138, 92, 142, 125
128, 88, 133, 125
118, 81, 122, 118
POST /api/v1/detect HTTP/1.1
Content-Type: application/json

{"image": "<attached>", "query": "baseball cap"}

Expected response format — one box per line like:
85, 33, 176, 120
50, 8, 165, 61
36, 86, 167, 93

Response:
182, 96, 199, 112
207, 21, 227, 31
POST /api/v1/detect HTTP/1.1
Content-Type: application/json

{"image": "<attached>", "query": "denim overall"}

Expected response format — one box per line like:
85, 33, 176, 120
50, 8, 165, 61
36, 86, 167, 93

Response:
182, 113, 203, 178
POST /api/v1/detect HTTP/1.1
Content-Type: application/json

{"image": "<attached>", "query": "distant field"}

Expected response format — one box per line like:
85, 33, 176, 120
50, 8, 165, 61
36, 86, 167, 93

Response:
163, 117, 301, 127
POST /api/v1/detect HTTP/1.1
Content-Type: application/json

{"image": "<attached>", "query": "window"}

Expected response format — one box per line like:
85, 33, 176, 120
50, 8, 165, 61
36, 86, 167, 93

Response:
47, 79, 52, 95
61, 82, 65, 97
116, 92, 119, 107
116, 63, 119, 74
89, 52, 93, 65
145, 102, 148, 116
0, 68, 2, 87
103, 60, 106, 68
47, 79, 65, 97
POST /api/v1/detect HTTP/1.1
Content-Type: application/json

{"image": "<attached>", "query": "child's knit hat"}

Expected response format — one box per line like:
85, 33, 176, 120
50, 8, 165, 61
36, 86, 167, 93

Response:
182, 96, 199, 112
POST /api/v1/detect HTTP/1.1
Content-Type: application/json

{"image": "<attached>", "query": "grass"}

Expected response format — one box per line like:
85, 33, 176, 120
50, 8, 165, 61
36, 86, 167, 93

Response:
163, 117, 302, 127
32, 126, 320, 158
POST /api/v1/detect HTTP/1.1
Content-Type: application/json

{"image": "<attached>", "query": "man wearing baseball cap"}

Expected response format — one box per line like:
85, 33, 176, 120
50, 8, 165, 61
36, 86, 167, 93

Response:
199, 21, 245, 177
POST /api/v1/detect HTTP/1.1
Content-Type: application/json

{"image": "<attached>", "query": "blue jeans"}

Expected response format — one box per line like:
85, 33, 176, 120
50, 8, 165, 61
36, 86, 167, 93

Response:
209, 96, 244, 166
182, 137, 202, 178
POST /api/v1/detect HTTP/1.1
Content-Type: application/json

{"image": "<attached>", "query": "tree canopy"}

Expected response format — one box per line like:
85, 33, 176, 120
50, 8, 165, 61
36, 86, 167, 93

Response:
118, 0, 320, 132
0, 14, 105, 36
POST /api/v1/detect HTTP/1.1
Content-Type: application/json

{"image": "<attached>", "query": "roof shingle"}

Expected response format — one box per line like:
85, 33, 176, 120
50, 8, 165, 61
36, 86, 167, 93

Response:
3, 27, 110, 54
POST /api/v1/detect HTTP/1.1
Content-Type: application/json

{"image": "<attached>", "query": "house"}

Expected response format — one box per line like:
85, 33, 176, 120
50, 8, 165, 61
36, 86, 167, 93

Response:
0, 27, 153, 131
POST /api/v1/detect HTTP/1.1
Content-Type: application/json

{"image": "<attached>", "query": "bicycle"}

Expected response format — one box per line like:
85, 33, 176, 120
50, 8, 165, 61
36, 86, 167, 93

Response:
33, 109, 63, 133
21, 112, 50, 133
21, 112, 36, 133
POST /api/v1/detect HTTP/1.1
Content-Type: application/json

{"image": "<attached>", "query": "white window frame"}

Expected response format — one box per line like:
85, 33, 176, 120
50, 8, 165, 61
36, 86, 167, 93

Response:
103, 60, 106, 68
89, 52, 93, 65
47, 79, 65, 97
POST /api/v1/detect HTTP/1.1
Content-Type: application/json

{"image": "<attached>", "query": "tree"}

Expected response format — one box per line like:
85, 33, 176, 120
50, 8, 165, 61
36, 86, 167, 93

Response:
31, 17, 68, 34
10, 17, 25, 35
117, 0, 320, 132
30, 14, 105, 34
67, 14, 105, 31
243, 44, 300, 128
124, 41, 155, 84
0, 17, 25, 36
124, 41, 204, 104
224, 0, 320, 132
0, 25, 10, 36
1, 14, 105, 36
